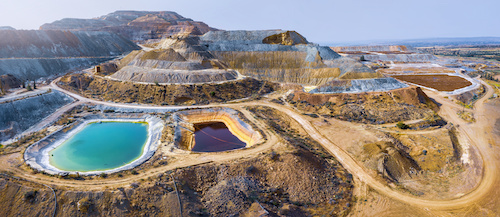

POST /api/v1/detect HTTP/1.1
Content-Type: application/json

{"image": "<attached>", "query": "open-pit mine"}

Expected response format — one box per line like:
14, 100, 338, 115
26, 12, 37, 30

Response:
0, 10, 500, 217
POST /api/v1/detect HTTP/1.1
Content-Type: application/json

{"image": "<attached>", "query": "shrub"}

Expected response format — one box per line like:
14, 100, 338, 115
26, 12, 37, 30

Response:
396, 122, 409, 129
78, 197, 92, 213
24, 190, 37, 203
131, 170, 139, 175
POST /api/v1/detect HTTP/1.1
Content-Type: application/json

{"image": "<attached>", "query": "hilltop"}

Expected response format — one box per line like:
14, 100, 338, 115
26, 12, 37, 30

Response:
40, 10, 218, 41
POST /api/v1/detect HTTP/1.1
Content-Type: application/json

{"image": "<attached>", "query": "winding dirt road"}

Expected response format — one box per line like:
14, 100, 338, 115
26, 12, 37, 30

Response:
2, 77, 498, 214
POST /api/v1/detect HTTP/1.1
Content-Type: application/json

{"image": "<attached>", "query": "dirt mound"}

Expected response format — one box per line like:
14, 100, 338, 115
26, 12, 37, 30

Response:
109, 40, 239, 84
364, 142, 421, 182
289, 86, 437, 124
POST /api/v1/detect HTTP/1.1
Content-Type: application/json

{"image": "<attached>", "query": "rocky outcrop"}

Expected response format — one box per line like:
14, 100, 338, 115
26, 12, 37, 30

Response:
40, 11, 218, 41
0, 90, 74, 142
262, 31, 308, 45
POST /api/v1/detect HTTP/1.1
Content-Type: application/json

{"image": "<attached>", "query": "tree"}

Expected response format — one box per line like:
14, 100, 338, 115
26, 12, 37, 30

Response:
26, 83, 32, 91
33, 81, 36, 89
360, 55, 366, 61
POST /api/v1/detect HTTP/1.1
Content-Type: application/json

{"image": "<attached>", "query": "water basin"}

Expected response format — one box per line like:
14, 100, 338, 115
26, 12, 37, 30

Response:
192, 122, 246, 152
49, 122, 148, 172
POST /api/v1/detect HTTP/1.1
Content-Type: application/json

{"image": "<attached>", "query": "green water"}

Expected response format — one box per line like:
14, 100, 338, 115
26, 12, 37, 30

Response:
49, 122, 148, 172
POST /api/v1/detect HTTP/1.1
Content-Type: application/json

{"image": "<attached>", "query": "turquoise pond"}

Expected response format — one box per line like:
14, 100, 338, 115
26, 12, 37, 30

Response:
49, 122, 148, 172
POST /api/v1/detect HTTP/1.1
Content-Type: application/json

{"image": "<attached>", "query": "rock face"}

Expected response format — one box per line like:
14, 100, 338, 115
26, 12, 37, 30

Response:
262, 31, 308, 45
0, 90, 74, 142
40, 11, 218, 41
0, 30, 139, 81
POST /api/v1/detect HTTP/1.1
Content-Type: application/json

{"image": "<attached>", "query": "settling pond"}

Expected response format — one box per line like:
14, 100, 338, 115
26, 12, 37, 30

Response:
49, 122, 148, 172
192, 122, 246, 152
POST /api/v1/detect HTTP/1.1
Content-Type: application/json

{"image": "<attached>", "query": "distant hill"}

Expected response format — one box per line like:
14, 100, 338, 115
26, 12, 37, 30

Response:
0, 26, 15, 30
40, 10, 218, 41
327, 37, 500, 47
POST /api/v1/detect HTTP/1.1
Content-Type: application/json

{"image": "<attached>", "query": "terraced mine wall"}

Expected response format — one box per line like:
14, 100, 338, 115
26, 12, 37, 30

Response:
0, 57, 112, 80
332, 45, 436, 63
362, 54, 436, 62
198, 30, 381, 83
173, 108, 262, 150
60, 74, 275, 105
0, 30, 139, 80
0, 90, 74, 142
332, 45, 415, 52
310, 78, 408, 93
24, 115, 163, 175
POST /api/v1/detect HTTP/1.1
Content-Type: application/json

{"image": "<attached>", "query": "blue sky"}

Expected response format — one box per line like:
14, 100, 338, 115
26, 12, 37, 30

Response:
1, 0, 498, 43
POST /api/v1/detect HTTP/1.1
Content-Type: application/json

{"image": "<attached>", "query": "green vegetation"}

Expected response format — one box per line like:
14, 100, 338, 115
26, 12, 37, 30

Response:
396, 121, 410, 129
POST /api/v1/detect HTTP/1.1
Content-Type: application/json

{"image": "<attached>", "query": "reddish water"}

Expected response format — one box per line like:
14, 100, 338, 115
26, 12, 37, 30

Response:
192, 122, 246, 152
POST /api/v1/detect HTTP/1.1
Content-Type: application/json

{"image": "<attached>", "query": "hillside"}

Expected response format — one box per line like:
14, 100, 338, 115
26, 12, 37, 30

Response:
0, 30, 139, 81
40, 11, 218, 41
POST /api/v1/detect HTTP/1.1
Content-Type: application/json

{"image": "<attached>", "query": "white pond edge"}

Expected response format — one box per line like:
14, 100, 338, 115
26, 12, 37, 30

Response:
24, 115, 163, 175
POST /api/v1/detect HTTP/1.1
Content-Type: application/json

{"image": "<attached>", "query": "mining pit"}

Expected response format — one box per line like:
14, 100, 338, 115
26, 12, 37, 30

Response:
173, 108, 262, 152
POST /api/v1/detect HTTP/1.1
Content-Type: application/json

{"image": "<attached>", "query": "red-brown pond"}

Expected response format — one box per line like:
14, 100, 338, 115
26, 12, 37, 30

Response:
192, 122, 246, 152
